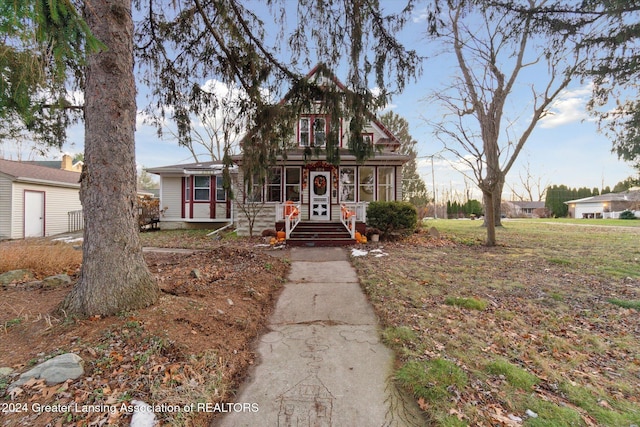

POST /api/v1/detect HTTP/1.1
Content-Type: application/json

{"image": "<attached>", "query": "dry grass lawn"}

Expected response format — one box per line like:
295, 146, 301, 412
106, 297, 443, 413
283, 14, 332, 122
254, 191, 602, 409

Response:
352, 219, 640, 426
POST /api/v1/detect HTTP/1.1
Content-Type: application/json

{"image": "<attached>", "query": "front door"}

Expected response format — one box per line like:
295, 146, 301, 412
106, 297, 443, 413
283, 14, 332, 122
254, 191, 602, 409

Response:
309, 171, 330, 221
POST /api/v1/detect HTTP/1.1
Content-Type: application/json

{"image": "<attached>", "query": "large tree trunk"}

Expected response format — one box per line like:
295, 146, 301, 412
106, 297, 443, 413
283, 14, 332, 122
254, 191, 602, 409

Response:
60, 0, 159, 316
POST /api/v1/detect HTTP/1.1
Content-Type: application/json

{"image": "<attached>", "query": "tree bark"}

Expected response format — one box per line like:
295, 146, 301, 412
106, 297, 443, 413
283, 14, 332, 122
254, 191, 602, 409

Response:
483, 190, 497, 246
60, 0, 159, 316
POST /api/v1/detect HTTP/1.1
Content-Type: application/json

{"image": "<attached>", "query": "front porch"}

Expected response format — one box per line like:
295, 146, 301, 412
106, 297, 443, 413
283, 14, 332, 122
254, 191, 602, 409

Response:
275, 202, 367, 246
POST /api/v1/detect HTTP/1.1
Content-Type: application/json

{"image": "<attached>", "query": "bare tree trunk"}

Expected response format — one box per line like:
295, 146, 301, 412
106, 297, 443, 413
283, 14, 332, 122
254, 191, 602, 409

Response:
482, 190, 496, 246
60, 0, 159, 317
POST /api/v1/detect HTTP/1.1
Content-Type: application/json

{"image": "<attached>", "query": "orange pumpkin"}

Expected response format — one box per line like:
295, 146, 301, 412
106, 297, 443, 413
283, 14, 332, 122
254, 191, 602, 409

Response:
277, 231, 286, 240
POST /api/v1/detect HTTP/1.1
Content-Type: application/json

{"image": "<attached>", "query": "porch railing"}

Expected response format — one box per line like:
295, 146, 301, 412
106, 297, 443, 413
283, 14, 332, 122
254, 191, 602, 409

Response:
341, 202, 368, 222
340, 204, 357, 238
277, 202, 301, 238
68, 210, 84, 233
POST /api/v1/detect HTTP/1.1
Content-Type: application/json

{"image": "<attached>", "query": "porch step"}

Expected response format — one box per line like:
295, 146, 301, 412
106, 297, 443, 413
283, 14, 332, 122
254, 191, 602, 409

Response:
287, 222, 356, 247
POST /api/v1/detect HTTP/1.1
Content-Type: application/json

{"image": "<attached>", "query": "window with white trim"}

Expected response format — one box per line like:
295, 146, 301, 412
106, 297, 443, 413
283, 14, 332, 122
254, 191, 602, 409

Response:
299, 118, 310, 147
194, 176, 210, 201
285, 167, 301, 202
378, 167, 395, 202
184, 177, 190, 201
313, 117, 326, 147
298, 115, 333, 147
267, 168, 282, 202
339, 167, 355, 202
215, 175, 226, 202
359, 166, 375, 202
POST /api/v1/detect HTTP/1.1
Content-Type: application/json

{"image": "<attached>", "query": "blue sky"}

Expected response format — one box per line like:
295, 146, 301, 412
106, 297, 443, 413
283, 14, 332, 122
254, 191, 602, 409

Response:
2, 1, 637, 201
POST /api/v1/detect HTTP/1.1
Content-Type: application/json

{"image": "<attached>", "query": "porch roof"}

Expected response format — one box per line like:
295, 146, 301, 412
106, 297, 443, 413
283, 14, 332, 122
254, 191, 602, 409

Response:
231, 149, 410, 166
146, 161, 237, 177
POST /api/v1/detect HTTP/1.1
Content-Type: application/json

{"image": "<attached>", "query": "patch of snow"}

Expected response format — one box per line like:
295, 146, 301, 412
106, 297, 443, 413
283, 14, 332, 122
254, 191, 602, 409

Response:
369, 248, 389, 257
52, 236, 83, 243
130, 400, 157, 427
351, 248, 369, 257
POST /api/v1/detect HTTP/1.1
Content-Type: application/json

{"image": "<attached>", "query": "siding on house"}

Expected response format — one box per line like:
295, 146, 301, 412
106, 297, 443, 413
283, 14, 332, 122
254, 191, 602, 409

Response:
233, 203, 276, 237
0, 174, 12, 239
11, 182, 81, 238
0, 159, 82, 239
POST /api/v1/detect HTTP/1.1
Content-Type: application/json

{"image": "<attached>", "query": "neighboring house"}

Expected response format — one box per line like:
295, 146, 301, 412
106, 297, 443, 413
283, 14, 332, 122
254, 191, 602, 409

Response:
0, 159, 82, 239
565, 188, 640, 219
147, 65, 409, 239
25, 153, 84, 173
144, 162, 235, 229
503, 200, 546, 218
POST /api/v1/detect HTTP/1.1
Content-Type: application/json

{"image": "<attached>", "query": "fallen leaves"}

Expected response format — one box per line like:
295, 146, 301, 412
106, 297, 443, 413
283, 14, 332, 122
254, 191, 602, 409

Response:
352, 231, 640, 426
0, 245, 289, 426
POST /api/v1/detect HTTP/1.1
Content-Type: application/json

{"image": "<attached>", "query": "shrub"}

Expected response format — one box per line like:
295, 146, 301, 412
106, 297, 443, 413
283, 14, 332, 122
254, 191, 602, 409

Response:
619, 210, 637, 220
366, 201, 418, 239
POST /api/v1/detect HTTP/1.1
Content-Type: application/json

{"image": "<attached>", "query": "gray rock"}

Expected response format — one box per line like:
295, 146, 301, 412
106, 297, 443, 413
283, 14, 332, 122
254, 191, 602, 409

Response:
42, 274, 72, 287
0, 269, 34, 285
190, 268, 202, 279
0, 367, 13, 377
10, 353, 84, 387
428, 226, 440, 239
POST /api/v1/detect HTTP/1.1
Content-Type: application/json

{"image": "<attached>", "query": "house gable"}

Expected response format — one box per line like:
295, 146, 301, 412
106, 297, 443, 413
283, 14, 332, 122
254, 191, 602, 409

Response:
271, 64, 401, 153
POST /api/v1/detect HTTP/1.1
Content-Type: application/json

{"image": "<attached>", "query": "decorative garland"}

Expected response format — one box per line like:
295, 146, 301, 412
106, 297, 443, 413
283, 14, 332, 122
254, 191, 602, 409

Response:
304, 161, 336, 171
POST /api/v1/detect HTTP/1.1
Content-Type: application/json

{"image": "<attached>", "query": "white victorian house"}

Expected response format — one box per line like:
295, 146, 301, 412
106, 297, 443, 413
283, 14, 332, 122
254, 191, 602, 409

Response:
147, 65, 409, 245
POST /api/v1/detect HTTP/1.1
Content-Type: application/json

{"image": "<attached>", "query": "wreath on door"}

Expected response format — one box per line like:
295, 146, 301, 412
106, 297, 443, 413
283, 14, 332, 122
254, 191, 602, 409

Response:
314, 175, 327, 195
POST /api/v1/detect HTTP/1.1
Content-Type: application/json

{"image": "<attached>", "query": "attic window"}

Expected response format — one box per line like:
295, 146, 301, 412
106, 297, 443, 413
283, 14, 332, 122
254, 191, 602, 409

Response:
299, 118, 310, 146
298, 115, 329, 147
314, 118, 326, 146
363, 133, 373, 145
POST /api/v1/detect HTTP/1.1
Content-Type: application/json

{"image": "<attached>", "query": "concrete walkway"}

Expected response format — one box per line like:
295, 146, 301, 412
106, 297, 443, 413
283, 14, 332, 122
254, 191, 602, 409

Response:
215, 247, 424, 427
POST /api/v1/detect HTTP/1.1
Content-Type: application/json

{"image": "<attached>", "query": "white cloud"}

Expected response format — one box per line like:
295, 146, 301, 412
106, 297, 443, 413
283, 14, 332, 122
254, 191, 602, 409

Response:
539, 83, 593, 129
412, 8, 429, 24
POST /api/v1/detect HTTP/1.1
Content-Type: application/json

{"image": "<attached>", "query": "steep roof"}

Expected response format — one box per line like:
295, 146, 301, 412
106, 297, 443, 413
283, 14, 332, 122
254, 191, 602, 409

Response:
273, 64, 401, 150
0, 158, 80, 187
